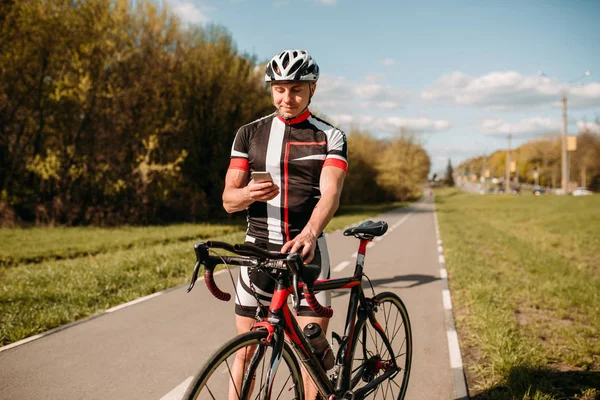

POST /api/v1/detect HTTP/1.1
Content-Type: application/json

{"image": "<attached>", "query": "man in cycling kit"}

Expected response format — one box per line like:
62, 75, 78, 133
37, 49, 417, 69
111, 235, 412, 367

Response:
222, 49, 347, 399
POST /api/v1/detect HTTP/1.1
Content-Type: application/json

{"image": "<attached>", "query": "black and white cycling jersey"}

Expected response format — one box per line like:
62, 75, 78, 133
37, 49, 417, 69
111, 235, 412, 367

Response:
229, 109, 348, 245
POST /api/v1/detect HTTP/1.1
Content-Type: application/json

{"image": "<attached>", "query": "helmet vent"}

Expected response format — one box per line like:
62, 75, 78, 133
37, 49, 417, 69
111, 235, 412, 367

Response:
271, 60, 280, 74
282, 53, 290, 68
289, 59, 303, 74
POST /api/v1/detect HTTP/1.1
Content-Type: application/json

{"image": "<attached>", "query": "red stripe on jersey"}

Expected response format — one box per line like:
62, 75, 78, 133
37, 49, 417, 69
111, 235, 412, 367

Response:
323, 158, 348, 172
229, 158, 249, 171
277, 109, 311, 125
284, 141, 327, 242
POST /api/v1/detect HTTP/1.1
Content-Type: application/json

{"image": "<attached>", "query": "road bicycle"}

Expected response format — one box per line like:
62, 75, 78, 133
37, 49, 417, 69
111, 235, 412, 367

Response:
184, 220, 412, 399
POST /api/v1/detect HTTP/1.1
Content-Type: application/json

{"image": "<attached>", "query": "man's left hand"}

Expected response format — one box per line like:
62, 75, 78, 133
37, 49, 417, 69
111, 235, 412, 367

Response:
281, 229, 317, 264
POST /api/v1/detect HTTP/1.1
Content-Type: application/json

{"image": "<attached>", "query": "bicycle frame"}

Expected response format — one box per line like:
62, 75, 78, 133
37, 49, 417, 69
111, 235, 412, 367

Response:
250, 238, 399, 400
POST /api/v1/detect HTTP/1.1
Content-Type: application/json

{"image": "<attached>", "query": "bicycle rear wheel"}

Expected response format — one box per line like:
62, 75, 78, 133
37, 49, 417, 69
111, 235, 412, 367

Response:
184, 330, 304, 400
350, 292, 412, 399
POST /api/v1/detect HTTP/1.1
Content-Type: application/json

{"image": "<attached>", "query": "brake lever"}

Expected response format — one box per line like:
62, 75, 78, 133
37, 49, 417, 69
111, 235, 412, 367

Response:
188, 242, 208, 293
292, 273, 300, 311
286, 253, 303, 312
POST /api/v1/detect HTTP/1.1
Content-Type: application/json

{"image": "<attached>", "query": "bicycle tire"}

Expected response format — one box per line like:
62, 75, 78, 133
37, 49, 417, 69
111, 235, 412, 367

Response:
349, 291, 412, 399
184, 330, 304, 400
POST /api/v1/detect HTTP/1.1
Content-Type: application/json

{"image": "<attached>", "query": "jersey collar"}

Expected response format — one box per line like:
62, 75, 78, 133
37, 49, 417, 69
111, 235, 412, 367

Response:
277, 109, 311, 125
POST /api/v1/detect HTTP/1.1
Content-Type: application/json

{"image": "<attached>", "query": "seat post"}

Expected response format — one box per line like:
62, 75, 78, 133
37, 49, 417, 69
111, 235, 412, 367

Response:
353, 238, 371, 276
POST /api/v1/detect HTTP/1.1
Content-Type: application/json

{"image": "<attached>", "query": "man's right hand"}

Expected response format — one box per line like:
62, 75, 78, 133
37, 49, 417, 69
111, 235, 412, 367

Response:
244, 180, 280, 203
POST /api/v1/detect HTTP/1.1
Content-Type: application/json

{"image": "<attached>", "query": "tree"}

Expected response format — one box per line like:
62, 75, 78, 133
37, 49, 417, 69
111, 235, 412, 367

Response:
0, 0, 273, 225
444, 159, 455, 187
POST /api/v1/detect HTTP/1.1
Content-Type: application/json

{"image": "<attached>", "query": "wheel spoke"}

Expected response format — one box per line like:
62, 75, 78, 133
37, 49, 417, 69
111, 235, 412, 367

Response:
205, 385, 217, 400
258, 348, 266, 398
275, 374, 292, 400
225, 359, 241, 400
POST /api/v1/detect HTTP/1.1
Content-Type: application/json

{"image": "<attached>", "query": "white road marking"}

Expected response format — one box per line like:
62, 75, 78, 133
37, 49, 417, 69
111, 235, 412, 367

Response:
367, 242, 375, 248
438, 255, 445, 263
437, 240, 443, 246
0, 333, 47, 353
333, 261, 350, 272
447, 330, 464, 369
351, 252, 357, 258
442, 290, 453, 310
106, 292, 164, 313
440, 268, 448, 280
393, 212, 412, 229
374, 236, 383, 242
160, 376, 193, 400
437, 245, 444, 253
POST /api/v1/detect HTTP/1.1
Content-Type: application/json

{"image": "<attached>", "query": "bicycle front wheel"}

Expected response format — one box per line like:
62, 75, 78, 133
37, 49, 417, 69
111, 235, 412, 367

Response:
350, 292, 412, 399
184, 330, 304, 400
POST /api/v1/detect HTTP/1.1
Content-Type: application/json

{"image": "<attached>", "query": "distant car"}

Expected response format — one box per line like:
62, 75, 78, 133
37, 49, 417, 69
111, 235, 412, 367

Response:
497, 187, 505, 194
572, 187, 593, 196
511, 186, 521, 195
532, 186, 546, 196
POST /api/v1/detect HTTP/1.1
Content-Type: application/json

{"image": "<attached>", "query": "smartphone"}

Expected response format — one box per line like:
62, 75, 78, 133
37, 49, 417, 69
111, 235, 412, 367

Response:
251, 171, 273, 183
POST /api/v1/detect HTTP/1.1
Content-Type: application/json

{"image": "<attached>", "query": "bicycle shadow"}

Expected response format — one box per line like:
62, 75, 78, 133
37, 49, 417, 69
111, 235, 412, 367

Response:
330, 274, 440, 298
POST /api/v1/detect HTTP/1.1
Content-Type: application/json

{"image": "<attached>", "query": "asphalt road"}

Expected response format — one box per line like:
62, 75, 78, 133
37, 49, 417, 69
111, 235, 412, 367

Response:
0, 195, 458, 399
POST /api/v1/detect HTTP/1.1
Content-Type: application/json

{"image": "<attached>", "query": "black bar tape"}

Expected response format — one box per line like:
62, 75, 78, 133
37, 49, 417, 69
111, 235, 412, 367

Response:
204, 270, 231, 301
303, 288, 333, 318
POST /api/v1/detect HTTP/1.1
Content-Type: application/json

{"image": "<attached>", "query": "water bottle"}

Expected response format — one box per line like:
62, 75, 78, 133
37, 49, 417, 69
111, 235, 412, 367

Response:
303, 323, 335, 370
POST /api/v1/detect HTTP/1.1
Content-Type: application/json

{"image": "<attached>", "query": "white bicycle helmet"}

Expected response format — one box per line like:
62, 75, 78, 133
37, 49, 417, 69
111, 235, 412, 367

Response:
265, 50, 319, 82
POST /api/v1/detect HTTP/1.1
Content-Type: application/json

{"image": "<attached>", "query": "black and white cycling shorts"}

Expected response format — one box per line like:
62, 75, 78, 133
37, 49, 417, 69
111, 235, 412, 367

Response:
234, 235, 331, 319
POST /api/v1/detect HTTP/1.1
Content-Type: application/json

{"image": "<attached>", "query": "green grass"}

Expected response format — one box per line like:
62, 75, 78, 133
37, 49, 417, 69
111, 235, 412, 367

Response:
0, 222, 245, 266
435, 188, 600, 400
0, 201, 406, 347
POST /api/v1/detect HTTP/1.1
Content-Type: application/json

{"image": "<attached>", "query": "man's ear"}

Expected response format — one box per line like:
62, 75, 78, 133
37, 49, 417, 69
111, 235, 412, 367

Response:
311, 82, 317, 94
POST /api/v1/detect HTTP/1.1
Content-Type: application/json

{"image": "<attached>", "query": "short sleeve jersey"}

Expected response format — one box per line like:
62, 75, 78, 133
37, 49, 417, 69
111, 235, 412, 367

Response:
229, 109, 348, 245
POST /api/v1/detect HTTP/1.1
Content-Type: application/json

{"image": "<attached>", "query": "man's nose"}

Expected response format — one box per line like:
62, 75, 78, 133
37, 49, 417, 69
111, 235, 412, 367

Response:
283, 90, 293, 102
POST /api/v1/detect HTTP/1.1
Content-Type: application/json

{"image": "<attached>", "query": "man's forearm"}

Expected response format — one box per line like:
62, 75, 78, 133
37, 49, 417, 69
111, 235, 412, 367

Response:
223, 187, 252, 213
303, 194, 340, 237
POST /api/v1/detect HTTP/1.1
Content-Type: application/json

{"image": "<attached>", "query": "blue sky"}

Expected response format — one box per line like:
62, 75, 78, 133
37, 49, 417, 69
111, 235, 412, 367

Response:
160, 0, 600, 174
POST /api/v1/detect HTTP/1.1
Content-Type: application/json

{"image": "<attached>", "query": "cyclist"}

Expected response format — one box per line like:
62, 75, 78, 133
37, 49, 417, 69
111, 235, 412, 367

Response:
222, 49, 347, 399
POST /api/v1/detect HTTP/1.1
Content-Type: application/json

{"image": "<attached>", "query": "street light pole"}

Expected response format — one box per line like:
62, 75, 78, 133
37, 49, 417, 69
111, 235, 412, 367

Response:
505, 133, 511, 193
561, 94, 568, 193
539, 70, 590, 194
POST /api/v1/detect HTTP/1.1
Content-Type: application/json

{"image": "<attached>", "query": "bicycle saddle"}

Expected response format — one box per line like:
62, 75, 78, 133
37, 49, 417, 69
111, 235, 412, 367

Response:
343, 220, 388, 237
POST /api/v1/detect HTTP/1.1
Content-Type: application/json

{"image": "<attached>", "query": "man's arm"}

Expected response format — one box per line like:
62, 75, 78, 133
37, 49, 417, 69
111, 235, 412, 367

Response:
281, 166, 346, 262
222, 169, 280, 213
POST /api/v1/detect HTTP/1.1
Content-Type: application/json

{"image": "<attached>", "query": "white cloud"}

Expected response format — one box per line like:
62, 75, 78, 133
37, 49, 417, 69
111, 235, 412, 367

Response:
313, 73, 449, 134
167, 1, 209, 24
314, 73, 411, 112
422, 71, 600, 110
329, 115, 451, 134
381, 59, 395, 67
578, 121, 600, 134
479, 117, 561, 136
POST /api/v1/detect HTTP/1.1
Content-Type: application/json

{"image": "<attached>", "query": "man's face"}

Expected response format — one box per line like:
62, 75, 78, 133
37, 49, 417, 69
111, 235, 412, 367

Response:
271, 82, 315, 118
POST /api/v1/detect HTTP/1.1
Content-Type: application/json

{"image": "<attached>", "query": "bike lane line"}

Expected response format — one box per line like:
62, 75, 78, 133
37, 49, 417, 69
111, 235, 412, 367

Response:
433, 196, 470, 400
